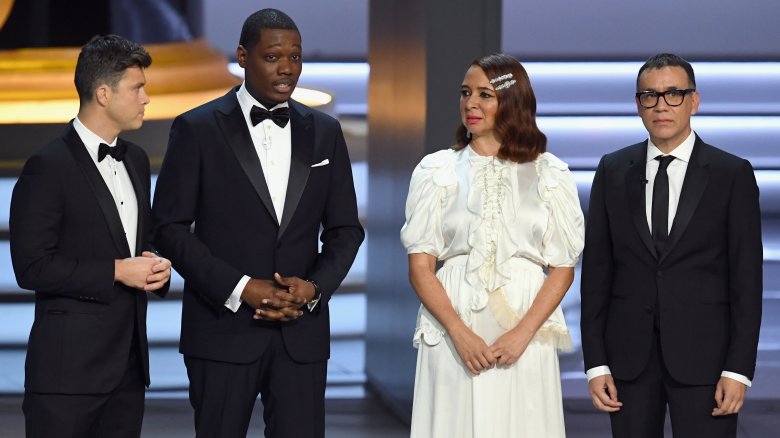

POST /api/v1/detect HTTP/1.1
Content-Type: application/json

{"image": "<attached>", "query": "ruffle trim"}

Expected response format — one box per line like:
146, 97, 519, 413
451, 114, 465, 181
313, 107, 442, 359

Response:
464, 152, 517, 300
536, 152, 585, 267
412, 322, 444, 348
418, 148, 459, 187
487, 287, 521, 329
486, 287, 573, 352
400, 149, 459, 255
536, 151, 569, 192
534, 324, 573, 352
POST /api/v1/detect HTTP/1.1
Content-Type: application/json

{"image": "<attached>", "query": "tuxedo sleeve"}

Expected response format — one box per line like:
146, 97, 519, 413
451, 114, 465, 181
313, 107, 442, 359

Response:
152, 116, 244, 311
130, 146, 170, 299
305, 122, 364, 302
580, 156, 614, 371
724, 159, 762, 380
10, 153, 114, 301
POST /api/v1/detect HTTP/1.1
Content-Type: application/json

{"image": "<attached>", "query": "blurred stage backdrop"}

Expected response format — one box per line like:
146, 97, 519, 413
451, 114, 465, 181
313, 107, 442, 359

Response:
0, 0, 778, 424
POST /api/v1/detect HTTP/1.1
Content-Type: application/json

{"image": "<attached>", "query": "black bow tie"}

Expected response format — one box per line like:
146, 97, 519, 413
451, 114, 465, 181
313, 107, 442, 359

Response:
98, 143, 127, 162
250, 105, 290, 128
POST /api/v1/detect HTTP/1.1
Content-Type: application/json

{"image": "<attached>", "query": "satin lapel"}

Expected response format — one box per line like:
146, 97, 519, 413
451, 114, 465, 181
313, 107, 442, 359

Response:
216, 96, 279, 224
278, 101, 313, 240
625, 142, 657, 259
659, 139, 709, 264
121, 141, 147, 256
64, 127, 131, 257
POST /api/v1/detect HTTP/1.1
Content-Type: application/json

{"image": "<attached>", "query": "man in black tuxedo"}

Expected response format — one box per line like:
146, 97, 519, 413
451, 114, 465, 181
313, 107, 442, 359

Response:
10, 35, 172, 438
581, 53, 763, 437
152, 8, 364, 438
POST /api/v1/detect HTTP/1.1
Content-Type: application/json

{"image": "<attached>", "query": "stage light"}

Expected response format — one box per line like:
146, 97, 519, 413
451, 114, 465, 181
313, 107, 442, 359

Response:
0, 39, 240, 124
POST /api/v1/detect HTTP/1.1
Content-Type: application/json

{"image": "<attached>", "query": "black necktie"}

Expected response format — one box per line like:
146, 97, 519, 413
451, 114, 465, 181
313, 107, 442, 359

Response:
98, 143, 127, 162
652, 155, 675, 250
250, 106, 290, 128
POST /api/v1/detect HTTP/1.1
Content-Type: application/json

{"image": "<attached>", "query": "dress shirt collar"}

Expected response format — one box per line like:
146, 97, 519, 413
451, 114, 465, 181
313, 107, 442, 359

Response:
73, 117, 117, 161
646, 130, 696, 164
236, 82, 290, 122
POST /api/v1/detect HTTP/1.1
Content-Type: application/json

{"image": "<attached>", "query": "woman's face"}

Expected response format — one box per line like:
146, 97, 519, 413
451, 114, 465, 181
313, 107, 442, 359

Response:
460, 65, 498, 142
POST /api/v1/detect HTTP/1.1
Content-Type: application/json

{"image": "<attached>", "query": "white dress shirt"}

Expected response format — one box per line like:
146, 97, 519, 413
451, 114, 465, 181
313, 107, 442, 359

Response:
225, 84, 318, 312
586, 130, 752, 387
73, 117, 138, 256
644, 133, 695, 235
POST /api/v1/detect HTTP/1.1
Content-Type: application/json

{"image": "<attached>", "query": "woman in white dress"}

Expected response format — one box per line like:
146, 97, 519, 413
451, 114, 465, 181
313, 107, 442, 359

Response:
401, 54, 585, 437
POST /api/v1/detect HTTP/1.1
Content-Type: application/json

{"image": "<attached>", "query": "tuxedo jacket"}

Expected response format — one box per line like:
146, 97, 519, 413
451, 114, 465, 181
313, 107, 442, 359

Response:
581, 135, 763, 385
152, 89, 364, 365
10, 123, 166, 394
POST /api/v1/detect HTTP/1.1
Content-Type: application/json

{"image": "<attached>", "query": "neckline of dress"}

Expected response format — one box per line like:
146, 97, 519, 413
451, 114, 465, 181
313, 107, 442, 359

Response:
466, 144, 501, 161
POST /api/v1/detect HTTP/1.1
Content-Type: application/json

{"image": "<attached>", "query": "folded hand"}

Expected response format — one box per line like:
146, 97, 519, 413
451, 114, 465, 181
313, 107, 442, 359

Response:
242, 277, 306, 321
448, 324, 496, 375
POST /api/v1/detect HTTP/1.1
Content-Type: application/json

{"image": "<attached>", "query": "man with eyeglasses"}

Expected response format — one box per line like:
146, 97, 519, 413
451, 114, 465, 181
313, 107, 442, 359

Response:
581, 53, 762, 437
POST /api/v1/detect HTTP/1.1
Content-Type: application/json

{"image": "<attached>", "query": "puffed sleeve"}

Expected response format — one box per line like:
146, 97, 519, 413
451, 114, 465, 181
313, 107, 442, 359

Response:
537, 152, 585, 267
400, 149, 458, 257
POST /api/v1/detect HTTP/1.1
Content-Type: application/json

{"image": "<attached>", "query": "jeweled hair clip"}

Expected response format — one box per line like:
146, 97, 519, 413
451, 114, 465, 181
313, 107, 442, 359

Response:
489, 73, 513, 84
494, 79, 517, 91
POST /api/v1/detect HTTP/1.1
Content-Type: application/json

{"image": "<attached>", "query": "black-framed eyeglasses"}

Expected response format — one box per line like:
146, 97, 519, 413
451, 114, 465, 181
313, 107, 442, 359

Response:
635, 88, 696, 109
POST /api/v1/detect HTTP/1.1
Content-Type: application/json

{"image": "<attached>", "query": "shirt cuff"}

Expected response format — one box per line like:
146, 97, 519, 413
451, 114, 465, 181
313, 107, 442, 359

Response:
225, 275, 250, 313
721, 371, 752, 388
586, 366, 612, 381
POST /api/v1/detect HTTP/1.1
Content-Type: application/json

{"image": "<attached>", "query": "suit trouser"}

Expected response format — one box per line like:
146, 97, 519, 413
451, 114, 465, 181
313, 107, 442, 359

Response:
185, 325, 328, 438
22, 345, 146, 438
609, 329, 738, 438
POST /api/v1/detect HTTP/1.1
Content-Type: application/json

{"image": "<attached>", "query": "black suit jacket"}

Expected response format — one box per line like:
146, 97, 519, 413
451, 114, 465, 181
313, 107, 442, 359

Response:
152, 89, 364, 365
581, 135, 763, 385
10, 123, 166, 394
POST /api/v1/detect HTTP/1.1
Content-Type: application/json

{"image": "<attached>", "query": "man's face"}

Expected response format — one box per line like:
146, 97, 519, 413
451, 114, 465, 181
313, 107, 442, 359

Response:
105, 66, 149, 132
635, 66, 699, 151
237, 28, 302, 106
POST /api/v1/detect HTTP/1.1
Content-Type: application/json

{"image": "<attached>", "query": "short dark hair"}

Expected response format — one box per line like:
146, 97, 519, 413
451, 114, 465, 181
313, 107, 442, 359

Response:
455, 53, 546, 163
637, 53, 696, 90
239, 8, 300, 51
74, 35, 151, 105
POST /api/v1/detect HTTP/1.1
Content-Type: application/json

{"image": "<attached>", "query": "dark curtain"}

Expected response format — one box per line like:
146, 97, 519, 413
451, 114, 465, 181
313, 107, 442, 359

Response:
0, 0, 201, 49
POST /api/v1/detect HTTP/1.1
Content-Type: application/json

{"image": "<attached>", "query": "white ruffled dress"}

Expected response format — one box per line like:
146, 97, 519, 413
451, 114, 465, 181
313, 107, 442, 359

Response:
401, 146, 585, 438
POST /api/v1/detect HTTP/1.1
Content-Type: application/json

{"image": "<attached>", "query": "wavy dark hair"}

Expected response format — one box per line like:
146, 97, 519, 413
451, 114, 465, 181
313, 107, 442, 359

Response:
454, 53, 546, 163
74, 34, 151, 105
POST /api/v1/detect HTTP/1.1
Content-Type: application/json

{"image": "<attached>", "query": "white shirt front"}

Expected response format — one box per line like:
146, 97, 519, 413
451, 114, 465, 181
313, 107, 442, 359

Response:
225, 84, 293, 312
236, 83, 291, 222
644, 130, 695, 234
586, 130, 752, 387
73, 117, 138, 256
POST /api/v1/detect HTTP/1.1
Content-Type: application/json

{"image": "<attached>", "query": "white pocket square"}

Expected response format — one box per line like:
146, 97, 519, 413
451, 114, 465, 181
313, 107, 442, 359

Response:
311, 159, 329, 167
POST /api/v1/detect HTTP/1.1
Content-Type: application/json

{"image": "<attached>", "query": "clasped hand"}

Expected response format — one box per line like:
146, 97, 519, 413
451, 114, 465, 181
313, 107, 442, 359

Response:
450, 324, 533, 376
242, 273, 315, 321
114, 251, 172, 291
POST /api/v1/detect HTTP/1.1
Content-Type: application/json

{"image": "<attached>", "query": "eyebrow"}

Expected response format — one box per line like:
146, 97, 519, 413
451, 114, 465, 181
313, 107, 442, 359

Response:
265, 42, 302, 49
461, 85, 495, 92
639, 86, 685, 92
